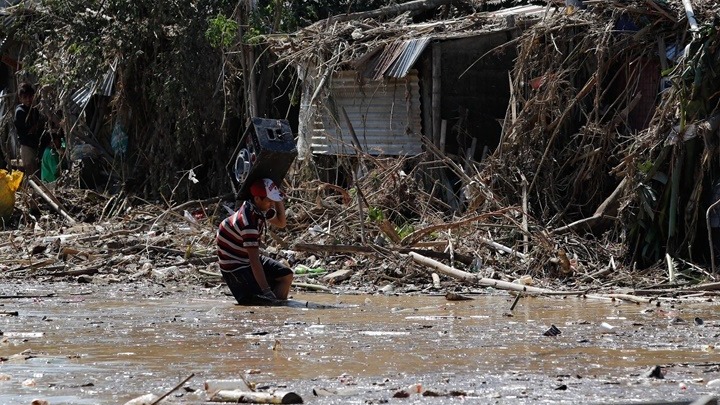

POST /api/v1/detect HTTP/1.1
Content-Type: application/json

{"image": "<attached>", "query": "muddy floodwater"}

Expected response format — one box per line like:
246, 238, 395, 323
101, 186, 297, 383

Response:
1, 283, 719, 404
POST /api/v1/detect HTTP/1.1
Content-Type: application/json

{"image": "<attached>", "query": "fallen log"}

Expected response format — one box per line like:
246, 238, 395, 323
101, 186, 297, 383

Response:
328, 0, 457, 24
686, 282, 720, 292
409, 252, 553, 294
209, 390, 302, 404
293, 243, 475, 266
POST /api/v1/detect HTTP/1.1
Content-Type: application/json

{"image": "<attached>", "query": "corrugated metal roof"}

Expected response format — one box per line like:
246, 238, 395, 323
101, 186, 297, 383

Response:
313, 70, 423, 156
70, 57, 117, 110
370, 37, 431, 80
359, 5, 546, 80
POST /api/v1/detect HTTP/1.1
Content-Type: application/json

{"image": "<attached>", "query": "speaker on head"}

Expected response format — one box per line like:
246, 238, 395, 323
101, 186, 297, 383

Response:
234, 117, 297, 200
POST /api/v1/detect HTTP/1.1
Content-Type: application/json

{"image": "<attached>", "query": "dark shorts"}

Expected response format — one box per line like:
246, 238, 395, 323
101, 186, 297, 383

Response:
221, 256, 292, 305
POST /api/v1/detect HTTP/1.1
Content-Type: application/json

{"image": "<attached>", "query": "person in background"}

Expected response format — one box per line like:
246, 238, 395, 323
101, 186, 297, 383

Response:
40, 131, 64, 183
13, 83, 43, 176
216, 178, 293, 304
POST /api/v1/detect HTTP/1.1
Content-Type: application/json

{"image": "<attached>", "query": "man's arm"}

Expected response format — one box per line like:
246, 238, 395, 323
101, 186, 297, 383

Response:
267, 200, 286, 228
246, 246, 273, 296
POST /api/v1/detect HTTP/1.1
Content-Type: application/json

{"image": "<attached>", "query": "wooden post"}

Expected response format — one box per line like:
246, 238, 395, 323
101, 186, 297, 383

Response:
432, 42, 441, 147
340, 106, 366, 244
521, 174, 529, 254
421, 55, 433, 140
439, 119, 447, 152
463, 137, 477, 172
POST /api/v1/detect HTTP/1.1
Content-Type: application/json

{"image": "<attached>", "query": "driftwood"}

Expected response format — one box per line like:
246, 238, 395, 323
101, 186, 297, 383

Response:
0, 293, 55, 299
293, 242, 474, 265
291, 282, 331, 292
150, 373, 194, 405
409, 252, 553, 293
209, 390, 302, 404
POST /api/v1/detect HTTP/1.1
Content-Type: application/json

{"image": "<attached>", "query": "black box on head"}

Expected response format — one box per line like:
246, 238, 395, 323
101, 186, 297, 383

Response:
235, 117, 298, 201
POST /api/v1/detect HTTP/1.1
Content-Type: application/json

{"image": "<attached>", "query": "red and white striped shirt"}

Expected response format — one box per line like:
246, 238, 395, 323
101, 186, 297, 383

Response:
216, 201, 265, 271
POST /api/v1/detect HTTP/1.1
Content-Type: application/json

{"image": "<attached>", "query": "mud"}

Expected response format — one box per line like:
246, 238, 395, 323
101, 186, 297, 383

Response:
0, 282, 719, 404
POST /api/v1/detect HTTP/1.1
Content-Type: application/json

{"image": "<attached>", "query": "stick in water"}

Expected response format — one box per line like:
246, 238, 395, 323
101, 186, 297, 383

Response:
150, 373, 195, 405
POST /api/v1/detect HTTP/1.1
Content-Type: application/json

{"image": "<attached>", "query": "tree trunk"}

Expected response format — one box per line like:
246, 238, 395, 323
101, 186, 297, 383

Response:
330, 0, 460, 23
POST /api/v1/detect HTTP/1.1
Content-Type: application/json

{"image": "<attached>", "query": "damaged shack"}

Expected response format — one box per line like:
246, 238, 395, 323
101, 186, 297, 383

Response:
271, 3, 546, 165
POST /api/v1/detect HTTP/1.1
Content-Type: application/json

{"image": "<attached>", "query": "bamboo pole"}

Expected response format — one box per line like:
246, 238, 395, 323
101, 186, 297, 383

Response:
28, 178, 77, 224
209, 390, 302, 404
293, 242, 475, 266
409, 252, 552, 293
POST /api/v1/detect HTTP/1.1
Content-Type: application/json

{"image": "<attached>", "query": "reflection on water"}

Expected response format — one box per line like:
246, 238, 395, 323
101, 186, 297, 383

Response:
0, 288, 718, 404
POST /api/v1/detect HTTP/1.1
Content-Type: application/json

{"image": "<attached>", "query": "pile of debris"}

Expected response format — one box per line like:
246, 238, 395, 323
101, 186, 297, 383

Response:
1, 151, 717, 300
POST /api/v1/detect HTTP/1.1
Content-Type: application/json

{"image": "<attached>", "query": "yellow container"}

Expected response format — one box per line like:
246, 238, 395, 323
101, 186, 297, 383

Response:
0, 170, 24, 221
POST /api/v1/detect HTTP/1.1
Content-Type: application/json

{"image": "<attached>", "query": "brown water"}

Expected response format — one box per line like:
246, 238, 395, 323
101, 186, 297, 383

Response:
0, 284, 718, 404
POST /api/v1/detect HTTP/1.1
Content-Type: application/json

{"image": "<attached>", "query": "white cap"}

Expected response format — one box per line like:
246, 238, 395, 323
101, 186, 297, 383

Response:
250, 178, 284, 201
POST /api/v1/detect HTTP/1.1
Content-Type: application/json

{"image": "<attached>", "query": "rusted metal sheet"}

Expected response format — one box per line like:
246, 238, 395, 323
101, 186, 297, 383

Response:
313, 70, 423, 156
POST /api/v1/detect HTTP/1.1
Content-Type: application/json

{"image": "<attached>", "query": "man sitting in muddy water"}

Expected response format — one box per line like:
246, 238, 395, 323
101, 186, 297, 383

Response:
216, 178, 293, 304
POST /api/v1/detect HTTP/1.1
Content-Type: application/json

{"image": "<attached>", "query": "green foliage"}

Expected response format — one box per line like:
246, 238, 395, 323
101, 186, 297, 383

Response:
637, 159, 654, 174
395, 223, 415, 239
4, 0, 240, 200
367, 206, 384, 222
206, 14, 238, 48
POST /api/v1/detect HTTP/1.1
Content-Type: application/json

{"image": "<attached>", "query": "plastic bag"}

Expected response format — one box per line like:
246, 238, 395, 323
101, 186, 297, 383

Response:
0, 170, 24, 220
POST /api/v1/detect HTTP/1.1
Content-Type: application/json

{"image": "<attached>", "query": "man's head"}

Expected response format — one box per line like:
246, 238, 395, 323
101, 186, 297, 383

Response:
250, 178, 283, 210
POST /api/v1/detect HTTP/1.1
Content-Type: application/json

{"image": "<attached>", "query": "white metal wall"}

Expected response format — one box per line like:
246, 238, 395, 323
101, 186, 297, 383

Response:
312, 70, 423, 156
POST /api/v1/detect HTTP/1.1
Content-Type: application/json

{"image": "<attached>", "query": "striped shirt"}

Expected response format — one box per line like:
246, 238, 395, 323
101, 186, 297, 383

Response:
216, 201, 265, 271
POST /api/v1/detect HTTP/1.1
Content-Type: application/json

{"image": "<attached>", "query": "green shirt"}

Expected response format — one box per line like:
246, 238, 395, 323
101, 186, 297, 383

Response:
41, 147, 60, 182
